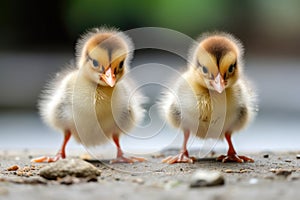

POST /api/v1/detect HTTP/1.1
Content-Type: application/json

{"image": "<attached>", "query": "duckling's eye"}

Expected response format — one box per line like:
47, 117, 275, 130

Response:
92, 59, 99, 68
202, 66, 208, 74
119, 60, 124, 70
228, 63, 236, 74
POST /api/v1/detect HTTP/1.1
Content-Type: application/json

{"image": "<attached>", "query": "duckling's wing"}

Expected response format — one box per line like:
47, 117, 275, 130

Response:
38, 63, 78, 130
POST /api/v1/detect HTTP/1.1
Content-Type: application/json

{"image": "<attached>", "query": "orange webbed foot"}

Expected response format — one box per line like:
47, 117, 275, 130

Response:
111, 134, 146, 164
216, 154, 254, 163
110, 156, 146, 164
31, 154, 64, 163
32, 131, 71, 163
162, 151, 196, 164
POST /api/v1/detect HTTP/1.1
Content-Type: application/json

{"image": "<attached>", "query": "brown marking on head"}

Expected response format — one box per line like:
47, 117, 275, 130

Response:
86, 33, 128, 61
201, 36, 237, 67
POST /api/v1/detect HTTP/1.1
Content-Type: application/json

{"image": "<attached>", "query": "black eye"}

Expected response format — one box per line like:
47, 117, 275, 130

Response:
202, 66, 208, 74
92, 59, 99, 68
228, 63, 236, 73
119, 60, 124, 70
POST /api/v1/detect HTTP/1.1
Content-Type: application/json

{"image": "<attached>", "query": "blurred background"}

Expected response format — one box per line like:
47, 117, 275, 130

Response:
0, 0, 299, 154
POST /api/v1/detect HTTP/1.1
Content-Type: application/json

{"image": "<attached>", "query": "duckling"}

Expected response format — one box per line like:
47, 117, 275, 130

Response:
161, 32, 257, 164
32, 27, 145, 163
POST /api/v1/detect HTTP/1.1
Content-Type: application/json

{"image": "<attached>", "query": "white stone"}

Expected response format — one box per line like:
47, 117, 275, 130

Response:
190, 169, 225, 187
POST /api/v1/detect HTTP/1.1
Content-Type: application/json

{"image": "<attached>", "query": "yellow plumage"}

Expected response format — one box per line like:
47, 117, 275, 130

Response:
32, 27, 145, 163
161, 32, 257, 164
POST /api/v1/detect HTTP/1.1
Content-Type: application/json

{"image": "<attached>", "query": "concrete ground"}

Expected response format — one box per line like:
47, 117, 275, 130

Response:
0, 149, 299, 200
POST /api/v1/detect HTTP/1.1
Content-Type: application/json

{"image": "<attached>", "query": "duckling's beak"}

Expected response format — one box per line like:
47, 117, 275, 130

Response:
211, 73, 225, 93
101, 67, 116, 87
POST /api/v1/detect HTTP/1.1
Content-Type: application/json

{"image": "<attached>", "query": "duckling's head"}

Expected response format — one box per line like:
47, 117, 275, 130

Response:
76, 28, 133, 87
190, 32, 244, 93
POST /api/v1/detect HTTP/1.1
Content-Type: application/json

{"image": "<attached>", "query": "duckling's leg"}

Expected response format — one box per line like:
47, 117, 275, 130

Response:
31, 130, 71, 163
217, 132, 254, 163
110, 134, 146, 164
162, 130, 196, 164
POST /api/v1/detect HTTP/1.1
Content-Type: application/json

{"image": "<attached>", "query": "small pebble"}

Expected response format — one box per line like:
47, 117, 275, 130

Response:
16, 171, 24, 176
190, 169, 225, 188
27, 172, 33, 177
224, 169, 233, 173
7, 165, 19, 171
263, 154, 269, 158
132, 178, 144, 184
296, 155, 300, 159
22, 167, 31, 172
269, 168, 277, 173
30, 165, 36, 170
285, 159, 292, 163
249, 178, 258, 185
274, 169, 293, 177
240, 169, 251, 173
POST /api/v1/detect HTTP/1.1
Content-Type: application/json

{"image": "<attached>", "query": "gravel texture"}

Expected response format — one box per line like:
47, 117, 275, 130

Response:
0, 149, 300, 200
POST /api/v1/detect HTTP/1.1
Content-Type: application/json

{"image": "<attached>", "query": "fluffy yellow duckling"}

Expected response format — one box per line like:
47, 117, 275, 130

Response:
32, 27, 145, 163
161, 32, 257, 164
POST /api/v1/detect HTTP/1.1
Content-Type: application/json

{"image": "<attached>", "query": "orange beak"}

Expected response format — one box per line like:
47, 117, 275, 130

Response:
211, 73, 225, 93
101, 67, 116, 87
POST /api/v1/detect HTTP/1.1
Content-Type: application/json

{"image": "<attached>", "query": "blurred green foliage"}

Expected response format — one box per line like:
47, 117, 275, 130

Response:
0, 0, 299, 55
64, 0, 230, 36
64, 0, 300, 36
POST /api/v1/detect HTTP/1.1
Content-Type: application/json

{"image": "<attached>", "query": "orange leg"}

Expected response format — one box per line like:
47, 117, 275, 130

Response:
217, 132, 254, 163
162, 130, 196, 164
110, 134, 146, 164
31, 130, 71, 163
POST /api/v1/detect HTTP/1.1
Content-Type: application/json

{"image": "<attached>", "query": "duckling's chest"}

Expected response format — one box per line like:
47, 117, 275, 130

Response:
94, 87, 115, 124
94, 85, 132, 132
197, 91, 241, 132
